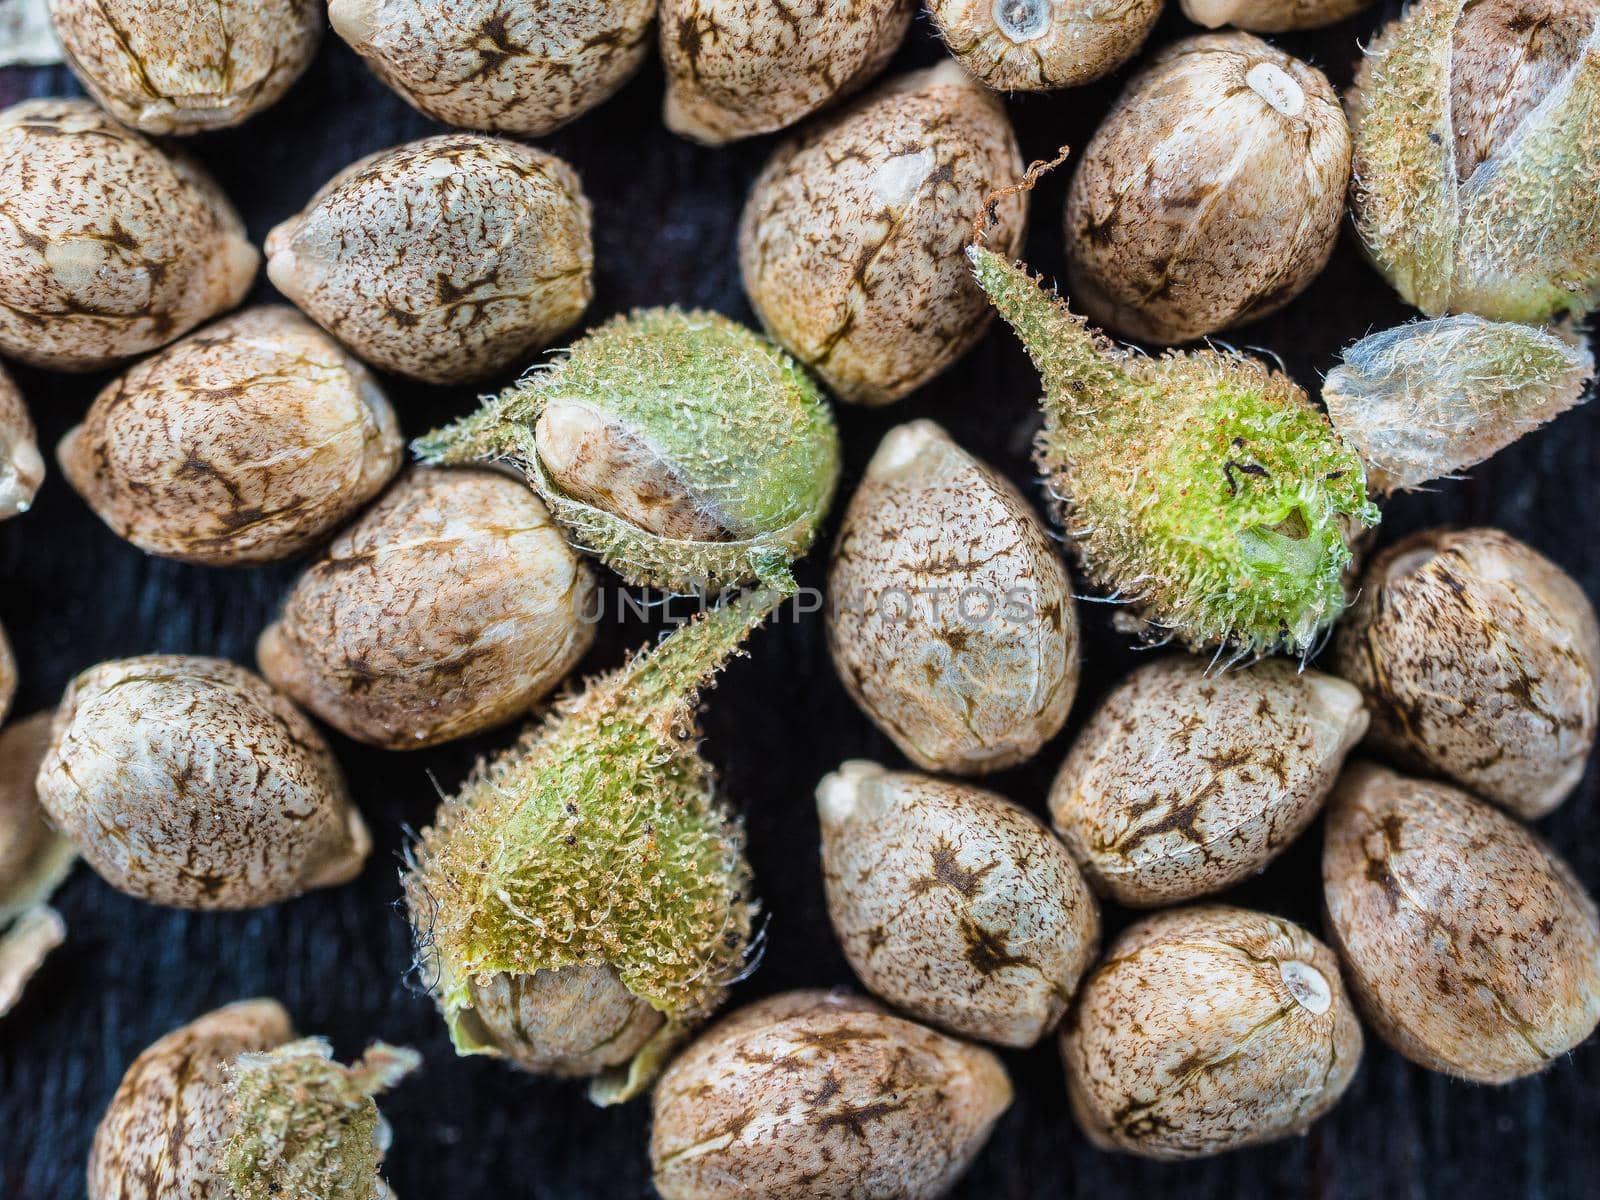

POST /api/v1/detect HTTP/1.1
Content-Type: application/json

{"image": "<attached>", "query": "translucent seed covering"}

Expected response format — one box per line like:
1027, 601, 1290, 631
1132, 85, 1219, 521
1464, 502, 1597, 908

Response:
1324, 315, 1594, 493
224, 1039, 419, 1200
415, 309, 840, 593
1350, 0, 1600, 322
968, 245, 1378, 655
403, 588, 779, 1104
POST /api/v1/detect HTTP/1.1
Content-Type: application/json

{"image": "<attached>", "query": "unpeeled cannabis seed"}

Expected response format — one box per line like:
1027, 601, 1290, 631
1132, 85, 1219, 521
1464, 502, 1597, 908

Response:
1050, 657, 1367, 906
659, 0, 912, 145
827, 420, 1078, 773
1332, 527, 1600, 819
818, 761, 1100, 1047
1323, 763, 1600, 1082
50, 0, 321, 135
1063, 905, 1362, 1159
417, 308, 841, 593
266, 136, 593, 385
651, 990, 1011, 1199
88, 999, 417, 1200
1179, 0, 1373, 33
1350, 0, 1600, 322
969, 245, 1379, 655
929, 0, 1161, 91
331, 0, 654, 136
257, 468, 595, 750
0, 713, 77, 1018
1324, 316, 1595, 493
740, 63, 1025, 407
58, 307, 403, 566
404, 589, 778, 1104
0, 365, 43, 520
37, 656, 370, 910
1064, 34, 1351, 344
0, 99, 258, 372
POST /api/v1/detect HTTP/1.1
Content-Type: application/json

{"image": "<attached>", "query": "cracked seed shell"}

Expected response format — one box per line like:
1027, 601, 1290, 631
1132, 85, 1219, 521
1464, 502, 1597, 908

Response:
827, 420, 1078, 774
266, 135, 593, 385
0, 98, 258, 372
1323, 762, 1600, 1082
659, 0, 913, 145
88, 999, 416, 1200
739, 62, 1025, 407
331, 0, 654, 136
929, 0, 1161, 90
37, 655, 370, 910
257, 467, 595, 750
1050, 657, 1367, 906
0, 364, 43, 520
1063, 905, 1362, 1159
1063, 33, 1351, 344
650, 989, 1012, 1200
1331, 527, 1600, 819
50, 0, 320, 135
818, 761, 1100, 1047
58, 306, 403, 567
1180, 0, 1373, 33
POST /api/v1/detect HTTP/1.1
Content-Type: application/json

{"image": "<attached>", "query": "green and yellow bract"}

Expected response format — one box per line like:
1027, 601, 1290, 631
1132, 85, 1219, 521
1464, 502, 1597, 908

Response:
414, 308, 840, 593
969, 245, 1378, 656
404, 588, 777, 1102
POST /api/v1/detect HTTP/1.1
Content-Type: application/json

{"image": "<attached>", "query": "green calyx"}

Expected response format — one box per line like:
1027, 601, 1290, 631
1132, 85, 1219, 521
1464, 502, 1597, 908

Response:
1352, 0, 1600, 322
404, 587, 780, 1098
969, 245, 1378, 655
223, 1039, 419, 1200
414, 308, 840, 593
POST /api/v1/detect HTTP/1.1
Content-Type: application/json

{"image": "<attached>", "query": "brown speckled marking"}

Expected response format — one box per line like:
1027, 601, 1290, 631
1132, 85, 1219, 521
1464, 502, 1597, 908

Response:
1322, 762, 1600, 1083
1050, 656, 1367, 906
650, 990, 1011, 1199
330, 0, 654, 137
827, 420, 1079, 775
1061, 905, 1362, 1160
740, 62, 1024, 406
0, 364, 43, 520
257, 468, 594, 750
1063, 33, 1350, 344
265, 135, 592, 385
50, 0, 321, 135
929, 0, 1161, 90
88, 999, 293, 1200
660, 0, 912, 145
1332, 527, 1600, 819
36, 655, 369, 910
0, 99, 257, 372
818, 762, 1100, 1048
57, 306, 402, 567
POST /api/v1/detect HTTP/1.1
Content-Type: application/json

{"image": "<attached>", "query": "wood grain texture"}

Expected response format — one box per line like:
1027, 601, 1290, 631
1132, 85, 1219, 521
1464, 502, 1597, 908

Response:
3, 9, 1599, 1198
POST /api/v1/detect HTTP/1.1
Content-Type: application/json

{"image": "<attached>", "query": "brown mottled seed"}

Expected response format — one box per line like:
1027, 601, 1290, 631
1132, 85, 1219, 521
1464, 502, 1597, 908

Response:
1323, 763, 1600, 1082
1063, 34, 1351, 344
257, 469, 595, 750
0, 713, 76, 920
659, 0, 913, 145
929, 0, 1162, 91
57, 307, 403, 567
331, 0, 654, 136
461, 964, 664, 1078
651, 990, 1012, 1199
0, 99, 258, 373
1050, 657, 1368, 906
266, 136, 593, 385
739, 63, 1026, 407
50, 0, 320, 135
89, 999, 294, 1200
37, 656, 370, 910
1332, 527, 1600, 819
818, 761, 1100, 1048
828, 421, 1079, 774
1180, 0, 1373, 33
1063, 905, 1362, 1159
0, 364, 43, 520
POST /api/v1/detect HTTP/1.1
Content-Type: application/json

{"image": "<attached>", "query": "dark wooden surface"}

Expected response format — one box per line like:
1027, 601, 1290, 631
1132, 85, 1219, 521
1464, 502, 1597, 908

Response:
3, 9, 1599, 1199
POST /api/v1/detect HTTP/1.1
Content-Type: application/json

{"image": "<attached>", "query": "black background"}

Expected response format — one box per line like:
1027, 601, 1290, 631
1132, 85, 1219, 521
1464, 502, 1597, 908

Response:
3, 5, 1599, 1198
